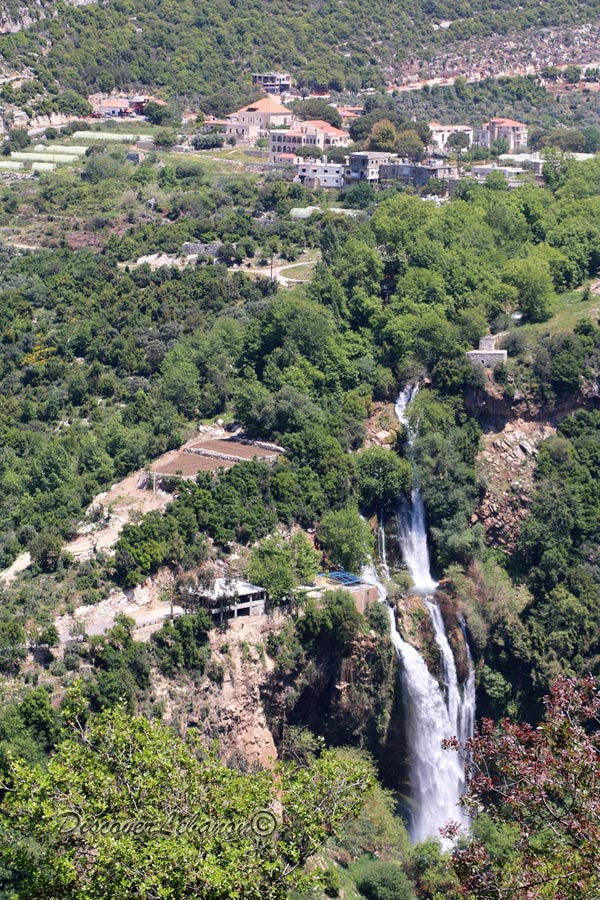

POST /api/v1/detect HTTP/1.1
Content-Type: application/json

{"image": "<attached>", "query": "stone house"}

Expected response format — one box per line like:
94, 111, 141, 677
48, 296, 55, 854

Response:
226, 96, 296, 143
269, 119, 350, 160
428, 121, 473, 152
466, 335, 508, 367
477, 118, 528, 151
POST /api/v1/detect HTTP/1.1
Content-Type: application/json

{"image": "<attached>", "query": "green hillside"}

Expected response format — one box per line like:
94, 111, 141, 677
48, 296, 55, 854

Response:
2, 0, 600, 110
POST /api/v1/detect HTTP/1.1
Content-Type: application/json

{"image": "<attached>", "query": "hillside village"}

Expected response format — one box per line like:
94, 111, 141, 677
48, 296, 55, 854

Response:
5, 56, 600, 194
0, 76, 545, 193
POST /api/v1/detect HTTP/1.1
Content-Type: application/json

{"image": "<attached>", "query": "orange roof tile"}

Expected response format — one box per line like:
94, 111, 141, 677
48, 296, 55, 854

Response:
302, 119, 348, 137
487, 117, 527, 127
234, 95, 293, 116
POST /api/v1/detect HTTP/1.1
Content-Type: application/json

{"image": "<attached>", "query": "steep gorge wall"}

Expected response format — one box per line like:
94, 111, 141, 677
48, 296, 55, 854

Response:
466, 377, 600, 551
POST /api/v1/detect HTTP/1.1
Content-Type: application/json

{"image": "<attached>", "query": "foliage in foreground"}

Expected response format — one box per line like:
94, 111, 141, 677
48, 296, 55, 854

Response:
446, 676, 600, 900
0, 703, 374, 900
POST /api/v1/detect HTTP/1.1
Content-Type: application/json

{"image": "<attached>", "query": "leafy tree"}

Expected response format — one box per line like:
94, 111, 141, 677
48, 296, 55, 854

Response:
317, 508, 374, 573
248, 531, 320, 600
292, 100, 342, 128
356, 861, 416, 900
355, 447, 412, 513
160, 347, 201, 416
192, 133, 225, 150
247, 534, 296, 603
290, 531, 321, 584
151, 610, 212, 675
154, 129, 178, 149
368, 119, 399, 152
0, 705, 373, 900
504, 256, 556, 322
0, 621, 26, 674
298, 590, 365, 651
447, 131, 470, 152
395, 129, 424, 158
144, 101, 176, 125
28, 532, 64, 573
2, 128, 30, 154
56, 91, 92, 116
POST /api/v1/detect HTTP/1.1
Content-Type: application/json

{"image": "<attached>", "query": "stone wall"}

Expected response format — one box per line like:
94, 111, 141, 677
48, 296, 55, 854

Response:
466, 349, 507, 367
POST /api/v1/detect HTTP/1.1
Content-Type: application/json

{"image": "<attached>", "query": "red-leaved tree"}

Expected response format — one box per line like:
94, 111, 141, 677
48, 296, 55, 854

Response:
444, 675, 600, 900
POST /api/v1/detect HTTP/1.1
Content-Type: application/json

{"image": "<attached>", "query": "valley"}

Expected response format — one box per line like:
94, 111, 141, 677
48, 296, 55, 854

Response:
0, 2, 599, 899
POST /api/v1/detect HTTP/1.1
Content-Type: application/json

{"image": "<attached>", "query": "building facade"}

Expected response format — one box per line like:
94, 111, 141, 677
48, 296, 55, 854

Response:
428, 121, 473, 152
379, 158, 458, 187
252, 72, 292, 94
466, 336, 508, 367
477, 118, 528, 151
226, 96, 296, 143
296, 159, 345, 189
269, 119, 350, 159
344, 151, 395, 184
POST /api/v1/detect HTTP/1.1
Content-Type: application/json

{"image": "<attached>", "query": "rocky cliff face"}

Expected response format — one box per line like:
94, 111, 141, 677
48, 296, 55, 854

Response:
474, 421, 553, 552
465, 373, 600, 432
1, 0, 97, 34
467, 375, 599, 552
1, 2, 48, 34
153, 616, 279, 769
265, 628, 397, 761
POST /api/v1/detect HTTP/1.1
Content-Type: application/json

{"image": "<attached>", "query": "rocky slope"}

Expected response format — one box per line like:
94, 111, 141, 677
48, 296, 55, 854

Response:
152, 615, 279, 769
467, 374, 600, 552
0, 0, 97, 34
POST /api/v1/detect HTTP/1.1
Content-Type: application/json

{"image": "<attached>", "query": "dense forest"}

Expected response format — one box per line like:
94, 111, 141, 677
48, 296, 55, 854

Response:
2, 0, 600, 110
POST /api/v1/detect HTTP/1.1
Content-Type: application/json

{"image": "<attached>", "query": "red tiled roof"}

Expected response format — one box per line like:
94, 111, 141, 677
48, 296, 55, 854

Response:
234, 95, 293, 116
486, 117, 527, 127
302, 119, 348, 137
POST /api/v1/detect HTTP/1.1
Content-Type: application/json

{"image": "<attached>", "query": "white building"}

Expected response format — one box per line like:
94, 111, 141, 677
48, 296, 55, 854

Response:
296, 158, 346, 189
428, 121, 473, 152
181, 578, 267, 620
95, 98, 131, 118
269, 119, 350, 161
499, 151, 596, 175
252, 72, 292, 94
470, 164, 527, 186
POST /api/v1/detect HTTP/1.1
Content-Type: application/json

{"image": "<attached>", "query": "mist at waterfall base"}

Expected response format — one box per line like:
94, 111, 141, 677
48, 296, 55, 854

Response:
363, 384, 475, 844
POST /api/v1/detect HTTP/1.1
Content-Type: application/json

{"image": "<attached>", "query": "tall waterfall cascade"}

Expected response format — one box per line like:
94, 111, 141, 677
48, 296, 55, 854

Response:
363, 383, 476, 843
394, 385, 438, 593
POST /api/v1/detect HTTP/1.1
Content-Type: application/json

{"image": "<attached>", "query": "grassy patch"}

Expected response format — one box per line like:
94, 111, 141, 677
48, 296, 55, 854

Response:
517, 287, 600, 339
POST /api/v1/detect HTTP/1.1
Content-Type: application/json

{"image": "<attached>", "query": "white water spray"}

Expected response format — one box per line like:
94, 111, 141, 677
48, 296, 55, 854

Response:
362, 384, 476, 842
394, 385, 437, 593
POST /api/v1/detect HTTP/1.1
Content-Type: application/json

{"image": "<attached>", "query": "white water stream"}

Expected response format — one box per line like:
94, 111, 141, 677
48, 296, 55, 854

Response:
394, 384, 438, 593
363, 383, 475, 842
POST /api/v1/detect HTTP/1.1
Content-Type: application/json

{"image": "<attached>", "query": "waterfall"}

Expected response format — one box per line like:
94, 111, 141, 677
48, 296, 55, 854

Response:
394, 385, 437, 593
377, 514, 390, 581
360, 382, 476, 843
459, 617, 476, 749
387, 604, 471, 843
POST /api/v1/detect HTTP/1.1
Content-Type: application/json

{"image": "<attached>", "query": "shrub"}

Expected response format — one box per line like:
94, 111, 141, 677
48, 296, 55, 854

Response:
356, 861, 416, 900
